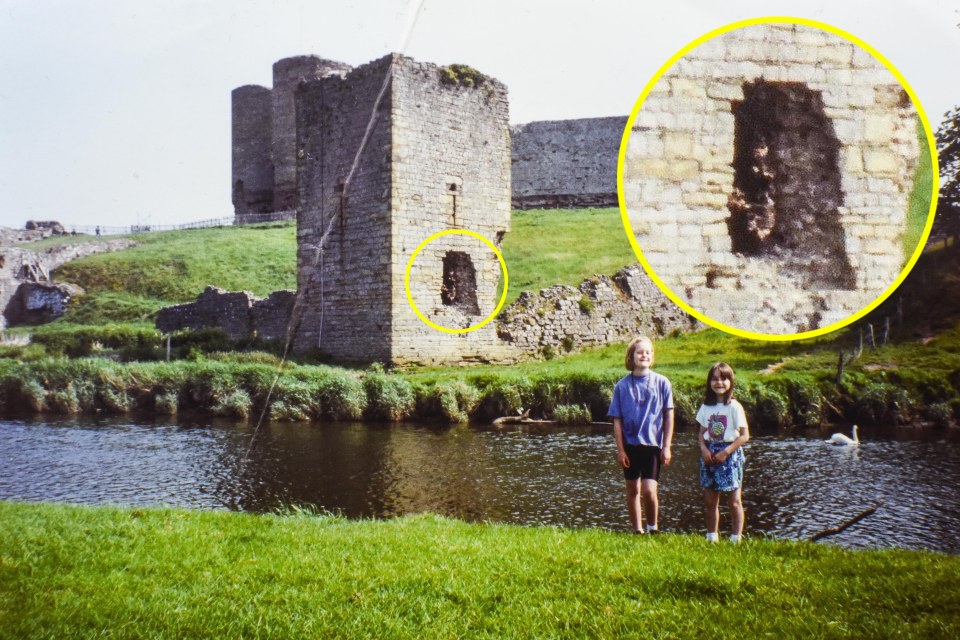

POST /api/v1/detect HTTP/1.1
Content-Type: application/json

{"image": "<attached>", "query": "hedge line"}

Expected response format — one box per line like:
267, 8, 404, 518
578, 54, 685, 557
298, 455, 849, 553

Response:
1, 356, 957, 428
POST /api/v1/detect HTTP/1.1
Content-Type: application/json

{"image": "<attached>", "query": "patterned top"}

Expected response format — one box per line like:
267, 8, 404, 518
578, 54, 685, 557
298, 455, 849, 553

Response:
696, 399, 748, 443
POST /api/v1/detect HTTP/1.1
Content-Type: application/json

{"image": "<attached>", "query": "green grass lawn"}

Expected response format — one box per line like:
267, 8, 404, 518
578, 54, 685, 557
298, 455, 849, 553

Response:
499, 207, 635, 306
51, 222, 298, 321
2, 502, 957, 639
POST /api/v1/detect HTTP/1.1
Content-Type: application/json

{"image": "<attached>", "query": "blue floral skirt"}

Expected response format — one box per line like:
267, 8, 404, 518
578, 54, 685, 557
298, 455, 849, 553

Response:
699, 441, 744, 492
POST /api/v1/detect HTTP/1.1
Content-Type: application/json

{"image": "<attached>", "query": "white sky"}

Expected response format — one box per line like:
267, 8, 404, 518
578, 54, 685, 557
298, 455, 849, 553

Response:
1, 0, 958, 229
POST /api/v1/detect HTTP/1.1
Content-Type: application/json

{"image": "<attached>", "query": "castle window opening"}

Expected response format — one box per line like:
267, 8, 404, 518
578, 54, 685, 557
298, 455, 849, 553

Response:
440, 251, 480, 315
726, 79, 854, 288
446, 179, 463, 227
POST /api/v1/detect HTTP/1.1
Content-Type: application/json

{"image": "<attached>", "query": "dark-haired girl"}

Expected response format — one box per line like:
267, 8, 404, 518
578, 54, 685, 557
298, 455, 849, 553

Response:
696, 362, 750, 543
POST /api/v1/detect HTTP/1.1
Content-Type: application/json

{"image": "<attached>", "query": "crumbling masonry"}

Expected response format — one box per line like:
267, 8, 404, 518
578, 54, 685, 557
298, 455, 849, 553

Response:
622, 23, 921, 334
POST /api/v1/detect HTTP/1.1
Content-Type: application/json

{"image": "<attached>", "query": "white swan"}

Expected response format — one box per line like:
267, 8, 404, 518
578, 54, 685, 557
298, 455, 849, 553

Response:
826, 424, 859, 446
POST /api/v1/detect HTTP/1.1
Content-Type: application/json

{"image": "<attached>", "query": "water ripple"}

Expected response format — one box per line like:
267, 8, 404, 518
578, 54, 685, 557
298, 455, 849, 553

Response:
2, 418, 959, 553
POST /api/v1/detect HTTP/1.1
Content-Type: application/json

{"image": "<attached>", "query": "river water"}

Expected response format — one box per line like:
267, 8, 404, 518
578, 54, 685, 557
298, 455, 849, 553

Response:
2, 417, 959, 553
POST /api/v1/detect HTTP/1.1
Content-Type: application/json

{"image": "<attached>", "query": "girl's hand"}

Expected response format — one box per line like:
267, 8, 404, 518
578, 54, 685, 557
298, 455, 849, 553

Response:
618, 451, 630, 469
701, 449, 714, 465
714, 449, 729, 463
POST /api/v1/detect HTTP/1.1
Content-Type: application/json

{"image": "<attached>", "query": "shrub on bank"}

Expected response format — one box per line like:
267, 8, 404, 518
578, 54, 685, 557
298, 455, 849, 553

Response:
212, 388, 252, 419
154, 390, 179, 415
0, 354, 954, 427
738, 382, 789, 429
853, 382, 913, 426
363, 367, 415, 422
420, 380, 480, 423
470, 374, 533, 421
531, 371, 617, 422
553, 403, 592, 425
267, 380, 321, 422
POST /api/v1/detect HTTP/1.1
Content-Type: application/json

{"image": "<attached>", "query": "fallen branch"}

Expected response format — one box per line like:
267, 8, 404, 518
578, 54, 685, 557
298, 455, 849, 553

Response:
821, 397, 845, 420
810, 502, 883, 542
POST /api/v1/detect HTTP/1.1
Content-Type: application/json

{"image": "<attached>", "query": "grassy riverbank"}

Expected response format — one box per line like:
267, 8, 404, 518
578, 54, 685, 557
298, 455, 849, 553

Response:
3, 197, 956, 427
5, 240, 960, 427
0, 323, 955, 427
1, 501, 957, 638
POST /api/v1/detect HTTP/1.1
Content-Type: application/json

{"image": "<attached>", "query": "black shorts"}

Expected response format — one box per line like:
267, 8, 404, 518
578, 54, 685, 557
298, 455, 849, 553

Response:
623, 443, 662, 482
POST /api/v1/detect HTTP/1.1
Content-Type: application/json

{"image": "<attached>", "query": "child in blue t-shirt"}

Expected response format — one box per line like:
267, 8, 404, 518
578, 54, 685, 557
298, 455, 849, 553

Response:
608, 336, 674, 534
696, 362, 750, 543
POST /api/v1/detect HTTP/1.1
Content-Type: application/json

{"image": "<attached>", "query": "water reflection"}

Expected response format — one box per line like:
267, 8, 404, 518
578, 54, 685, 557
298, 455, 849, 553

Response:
2, 417, 959, 553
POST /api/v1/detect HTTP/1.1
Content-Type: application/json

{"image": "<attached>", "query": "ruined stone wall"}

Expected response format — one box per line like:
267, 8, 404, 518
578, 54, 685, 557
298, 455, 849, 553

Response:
250, 290, 297, 342
496, 265, 695, 356
622, 23, 920, 334
511, 116, 627, 209
232, 85, 274, 215
4, 282, 84, 326
389, 56, 513, 365
293, 56, 395, 361
155, 286, 294, 342
271, 56, 353, 212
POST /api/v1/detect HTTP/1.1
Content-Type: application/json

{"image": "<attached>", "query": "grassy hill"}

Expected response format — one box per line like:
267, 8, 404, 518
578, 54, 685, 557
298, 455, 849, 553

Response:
47, 208, 635, 325
50, 223, 298, 324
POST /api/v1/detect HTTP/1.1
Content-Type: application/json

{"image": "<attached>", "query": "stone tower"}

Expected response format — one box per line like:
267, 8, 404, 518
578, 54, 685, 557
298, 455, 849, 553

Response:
272, 56, 353, 211
231, 55, 352, 220
231, 85, 273, 216
293, 54, 512, 364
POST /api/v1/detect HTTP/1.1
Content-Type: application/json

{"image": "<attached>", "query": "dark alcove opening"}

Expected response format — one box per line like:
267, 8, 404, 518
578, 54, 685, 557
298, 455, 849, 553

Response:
727, 79, 855, 289
441, 251, 481, 315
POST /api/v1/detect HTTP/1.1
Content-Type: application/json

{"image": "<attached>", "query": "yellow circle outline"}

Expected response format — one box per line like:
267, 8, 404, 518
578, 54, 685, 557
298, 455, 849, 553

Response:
616, 15, 940, 342
404, 229, 509, 334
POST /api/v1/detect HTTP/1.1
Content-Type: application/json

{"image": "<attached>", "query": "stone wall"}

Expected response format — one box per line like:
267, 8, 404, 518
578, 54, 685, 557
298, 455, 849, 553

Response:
293, 55, 396, 362
622, 23, 920, 334
511, 116, 627, 209
154, 267, 691, 361
496, 265, 696, 356
155, 286, 294, 342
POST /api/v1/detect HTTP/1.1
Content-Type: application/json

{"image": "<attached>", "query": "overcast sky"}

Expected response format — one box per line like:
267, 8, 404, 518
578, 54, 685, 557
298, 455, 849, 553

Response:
1, 0, 958, 229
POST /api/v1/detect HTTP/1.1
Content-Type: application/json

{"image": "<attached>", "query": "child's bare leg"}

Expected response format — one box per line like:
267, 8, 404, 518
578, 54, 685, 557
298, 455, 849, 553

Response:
641, 479, 659, 529
625, 479, 642, 532
728, 488, 744, 536
704, 488, 720, 534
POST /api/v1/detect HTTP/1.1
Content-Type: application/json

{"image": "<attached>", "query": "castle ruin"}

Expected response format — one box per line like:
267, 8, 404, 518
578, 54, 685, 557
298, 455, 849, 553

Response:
230, 54, 513, 364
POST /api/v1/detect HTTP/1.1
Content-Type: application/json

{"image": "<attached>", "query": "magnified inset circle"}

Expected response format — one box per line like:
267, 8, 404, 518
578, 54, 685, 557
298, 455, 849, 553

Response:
404, 229, 509, 334
618, 16, 938, 340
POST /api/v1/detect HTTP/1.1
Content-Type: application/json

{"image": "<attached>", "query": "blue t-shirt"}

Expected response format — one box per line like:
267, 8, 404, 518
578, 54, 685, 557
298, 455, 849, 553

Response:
607, 372, 674, 447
